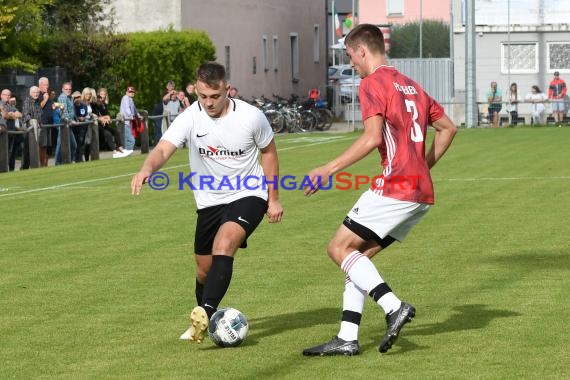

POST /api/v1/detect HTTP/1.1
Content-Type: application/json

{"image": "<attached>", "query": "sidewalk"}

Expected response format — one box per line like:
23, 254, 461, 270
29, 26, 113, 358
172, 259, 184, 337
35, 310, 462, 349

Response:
327, 120, 363, 133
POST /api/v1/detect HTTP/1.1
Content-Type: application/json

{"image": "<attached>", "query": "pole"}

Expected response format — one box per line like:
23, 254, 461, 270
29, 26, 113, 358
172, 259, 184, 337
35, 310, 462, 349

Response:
465, 0, 477, 127
351, 0, 355, 131
419, 0, 423, 58
326, 0, 330, 73
332, 0, 336, 66
507, 0, 511, 92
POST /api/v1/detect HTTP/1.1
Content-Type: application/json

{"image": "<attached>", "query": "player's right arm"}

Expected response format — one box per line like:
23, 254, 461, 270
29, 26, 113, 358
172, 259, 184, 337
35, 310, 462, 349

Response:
131, 140, 177, 195
304, 114, 384, 196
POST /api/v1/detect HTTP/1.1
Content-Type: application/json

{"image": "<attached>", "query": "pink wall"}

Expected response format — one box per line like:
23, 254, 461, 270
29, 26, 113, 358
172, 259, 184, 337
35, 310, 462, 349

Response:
359, 0, 450, 25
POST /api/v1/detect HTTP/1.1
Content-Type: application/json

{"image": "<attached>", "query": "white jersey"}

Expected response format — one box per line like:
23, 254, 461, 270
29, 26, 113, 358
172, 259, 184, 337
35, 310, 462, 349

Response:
161, 98, 274, 209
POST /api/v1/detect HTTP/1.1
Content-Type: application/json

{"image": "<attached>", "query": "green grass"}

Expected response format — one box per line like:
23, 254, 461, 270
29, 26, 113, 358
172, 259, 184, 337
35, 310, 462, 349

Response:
1, 127, 569, 379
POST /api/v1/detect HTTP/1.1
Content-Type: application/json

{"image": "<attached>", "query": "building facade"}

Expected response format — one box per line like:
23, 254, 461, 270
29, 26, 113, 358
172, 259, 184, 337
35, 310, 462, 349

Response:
359, 0, 451, 25
453, 0, 570, 122
110, 0, 327, 100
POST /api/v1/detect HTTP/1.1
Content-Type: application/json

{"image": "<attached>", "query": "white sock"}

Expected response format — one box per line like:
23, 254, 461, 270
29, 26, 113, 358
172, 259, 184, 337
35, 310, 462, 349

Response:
337, 278, 366, 341
341, 250, 401, 315
340, 251, 385, 293
378, 293, 401, 315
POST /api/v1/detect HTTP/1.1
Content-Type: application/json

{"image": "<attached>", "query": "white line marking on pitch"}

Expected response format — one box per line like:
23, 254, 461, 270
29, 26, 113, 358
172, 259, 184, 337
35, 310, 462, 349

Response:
435, 176, 570, 182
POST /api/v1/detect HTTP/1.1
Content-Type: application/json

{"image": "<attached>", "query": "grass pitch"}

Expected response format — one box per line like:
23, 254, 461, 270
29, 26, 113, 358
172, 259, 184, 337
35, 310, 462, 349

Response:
1, 127, 569, 379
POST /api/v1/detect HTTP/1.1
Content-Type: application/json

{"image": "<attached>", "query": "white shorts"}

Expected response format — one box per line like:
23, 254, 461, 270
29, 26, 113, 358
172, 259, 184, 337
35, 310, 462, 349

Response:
345, 190, 431, 242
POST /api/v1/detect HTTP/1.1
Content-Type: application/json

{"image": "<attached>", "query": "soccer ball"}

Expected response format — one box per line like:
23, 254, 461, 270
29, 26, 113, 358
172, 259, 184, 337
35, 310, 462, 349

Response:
208, 307, 249, 347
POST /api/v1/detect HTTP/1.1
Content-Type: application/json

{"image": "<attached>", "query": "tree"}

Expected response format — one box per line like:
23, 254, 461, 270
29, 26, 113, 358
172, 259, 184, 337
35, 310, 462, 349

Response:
0, 0, 53, 71
0, 0, 116, 71
389, 21, 450, 59
38, 32, 128, 91
0, 4, 17, 41
43, 0, 116, 34
109, 29, 216, 110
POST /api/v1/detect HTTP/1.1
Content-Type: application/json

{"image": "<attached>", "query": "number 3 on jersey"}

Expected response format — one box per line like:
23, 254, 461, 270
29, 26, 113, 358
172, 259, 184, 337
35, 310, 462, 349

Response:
405, 99, 424, 142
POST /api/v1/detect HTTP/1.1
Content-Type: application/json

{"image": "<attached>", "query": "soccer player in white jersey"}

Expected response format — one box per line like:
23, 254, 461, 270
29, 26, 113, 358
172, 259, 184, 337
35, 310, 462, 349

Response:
302, 24, 457, 356
131, 62, 283, 343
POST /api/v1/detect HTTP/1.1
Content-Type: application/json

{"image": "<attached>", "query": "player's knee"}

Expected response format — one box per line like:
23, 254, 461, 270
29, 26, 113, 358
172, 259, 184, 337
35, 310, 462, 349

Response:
212, 237, 239, 256
326, 241, 345, 265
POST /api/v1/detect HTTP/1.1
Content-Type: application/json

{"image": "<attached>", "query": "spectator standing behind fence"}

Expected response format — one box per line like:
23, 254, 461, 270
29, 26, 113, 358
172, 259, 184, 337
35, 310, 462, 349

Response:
162, 80, 177, 111
49, 89, 59, 148
1, 89, 23, 171
151, 100, 164, 146
0, 103, 6, 152
548, 71, 567, 126
21, 86, 42, 170
525, 85, 548, 125
55, 82, 77, 165
120, 85, 139, 152
506, 82, 520, 126
185, 82, 197, 105
92, 87, 130, 158
486, 81, 502, 128
38, 77, 54, 167
0, 106, 5, 131
81, 87, 98, 162
72, 91, 89, 162
164, 87, 181, 121
177, 90, 188, 112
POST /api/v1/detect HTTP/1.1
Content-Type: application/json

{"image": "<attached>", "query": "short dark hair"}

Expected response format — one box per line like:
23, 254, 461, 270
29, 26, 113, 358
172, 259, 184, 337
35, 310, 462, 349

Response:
344, 23, 385, 55
196, 62, 227, 89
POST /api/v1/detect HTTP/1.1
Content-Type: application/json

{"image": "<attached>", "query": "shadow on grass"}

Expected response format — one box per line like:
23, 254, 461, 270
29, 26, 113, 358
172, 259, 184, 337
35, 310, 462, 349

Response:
364, 303, 522, 354
201, 307, 340, 350
489, 251, 570, 270
248, 307, 341, 343
407, 304, 521, 336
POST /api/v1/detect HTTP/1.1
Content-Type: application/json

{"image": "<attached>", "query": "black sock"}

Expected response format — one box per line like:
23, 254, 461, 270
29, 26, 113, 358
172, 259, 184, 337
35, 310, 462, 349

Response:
195, 278, 204, 306
202, 255, 234, 318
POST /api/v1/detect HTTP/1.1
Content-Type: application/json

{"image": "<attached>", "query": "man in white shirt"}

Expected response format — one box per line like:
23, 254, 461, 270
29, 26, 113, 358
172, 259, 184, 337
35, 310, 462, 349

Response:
131, 62, 283, 343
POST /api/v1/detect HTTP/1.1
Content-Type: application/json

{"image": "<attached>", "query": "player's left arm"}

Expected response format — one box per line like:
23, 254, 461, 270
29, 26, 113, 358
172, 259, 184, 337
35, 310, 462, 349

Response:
260, 139, 283, 223
426, 114, 457, 169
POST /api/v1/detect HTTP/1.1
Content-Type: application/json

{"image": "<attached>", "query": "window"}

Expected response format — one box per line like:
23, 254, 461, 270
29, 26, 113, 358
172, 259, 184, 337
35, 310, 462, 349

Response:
501, 43, 538, 74
252, 56, 256, 75
547, 42, 570, 73
262, 35, 269, 72
290, 33, 299, 82
225, 46, 231, 80
273, 36, 279, 72
313, 24, 320, 63
387, 0, 404, 16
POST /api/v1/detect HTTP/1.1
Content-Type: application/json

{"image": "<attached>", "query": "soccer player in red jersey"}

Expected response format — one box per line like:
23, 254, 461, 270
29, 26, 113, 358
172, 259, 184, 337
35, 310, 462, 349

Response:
303, 24, 457, 356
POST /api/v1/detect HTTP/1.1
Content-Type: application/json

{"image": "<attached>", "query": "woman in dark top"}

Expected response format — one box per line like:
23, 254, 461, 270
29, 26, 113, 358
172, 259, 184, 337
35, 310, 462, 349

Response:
92, 88, 130, 158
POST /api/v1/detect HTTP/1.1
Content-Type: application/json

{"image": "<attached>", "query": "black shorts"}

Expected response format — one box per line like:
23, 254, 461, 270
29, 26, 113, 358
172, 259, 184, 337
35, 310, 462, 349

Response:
343, 217, 396, 249
194, 196, 268, 255
488, 104, 502, 115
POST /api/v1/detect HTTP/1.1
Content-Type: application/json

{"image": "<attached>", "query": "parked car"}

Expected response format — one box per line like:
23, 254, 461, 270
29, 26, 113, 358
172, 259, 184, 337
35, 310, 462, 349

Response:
328, 64, 358, 84
329, 65, 360, 103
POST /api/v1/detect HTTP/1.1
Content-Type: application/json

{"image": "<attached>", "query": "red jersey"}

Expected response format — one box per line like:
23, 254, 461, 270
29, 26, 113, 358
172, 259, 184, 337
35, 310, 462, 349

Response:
359, 65, 445, 204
